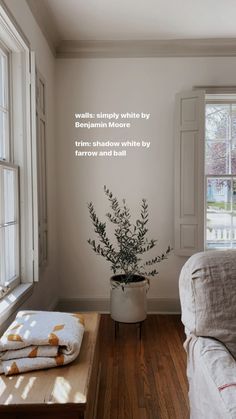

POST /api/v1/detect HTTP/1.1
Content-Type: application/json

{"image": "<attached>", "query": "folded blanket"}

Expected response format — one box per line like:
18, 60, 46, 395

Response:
0, 310, 85, 375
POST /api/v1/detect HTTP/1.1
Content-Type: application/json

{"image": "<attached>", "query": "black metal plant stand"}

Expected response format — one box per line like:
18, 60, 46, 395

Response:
114, 320, 144, 340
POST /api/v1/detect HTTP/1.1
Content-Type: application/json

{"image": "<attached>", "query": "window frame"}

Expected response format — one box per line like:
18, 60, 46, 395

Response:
174, 87, 236, 256
0, 39, 20, 292
0, 1, 39, 320
205, 95, 236, 250
0, 161, 20, 291
0, 41, 10, 162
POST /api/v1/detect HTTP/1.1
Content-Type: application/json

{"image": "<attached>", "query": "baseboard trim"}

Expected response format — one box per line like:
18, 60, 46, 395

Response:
57, 297, 181, 314
147, 298, 181, 314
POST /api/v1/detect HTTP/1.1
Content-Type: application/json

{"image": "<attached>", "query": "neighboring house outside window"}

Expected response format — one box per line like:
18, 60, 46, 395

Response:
205, 101, 236, 249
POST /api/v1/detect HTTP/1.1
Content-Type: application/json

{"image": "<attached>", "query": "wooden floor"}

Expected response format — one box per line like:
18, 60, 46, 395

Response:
97, 315, 189, 419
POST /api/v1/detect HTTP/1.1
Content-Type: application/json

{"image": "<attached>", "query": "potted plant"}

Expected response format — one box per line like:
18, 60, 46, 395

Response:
88, 186, 171, 323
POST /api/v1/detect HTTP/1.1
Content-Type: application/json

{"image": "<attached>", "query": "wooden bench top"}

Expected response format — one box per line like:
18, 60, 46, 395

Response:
0, 312, 100, 416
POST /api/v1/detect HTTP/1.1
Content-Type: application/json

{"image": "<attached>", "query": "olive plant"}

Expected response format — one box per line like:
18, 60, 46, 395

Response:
88, 186, 171, 283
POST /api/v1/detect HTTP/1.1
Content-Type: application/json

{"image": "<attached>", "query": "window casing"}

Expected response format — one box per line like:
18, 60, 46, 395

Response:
0, 3, 39, 298
174, 89, 236, 256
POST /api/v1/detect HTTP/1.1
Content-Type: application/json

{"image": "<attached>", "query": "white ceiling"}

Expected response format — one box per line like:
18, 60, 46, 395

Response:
45, 0, 236, 41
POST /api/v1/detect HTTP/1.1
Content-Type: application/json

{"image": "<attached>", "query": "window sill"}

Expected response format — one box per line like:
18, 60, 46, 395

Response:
0, 283, 34, 328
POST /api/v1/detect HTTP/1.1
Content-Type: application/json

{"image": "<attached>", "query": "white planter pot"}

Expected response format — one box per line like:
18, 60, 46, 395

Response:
110, 275, 149, 323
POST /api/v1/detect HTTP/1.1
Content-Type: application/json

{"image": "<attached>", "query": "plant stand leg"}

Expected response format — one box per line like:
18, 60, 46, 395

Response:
139, 322, 142, 340
115, 321, 119, 338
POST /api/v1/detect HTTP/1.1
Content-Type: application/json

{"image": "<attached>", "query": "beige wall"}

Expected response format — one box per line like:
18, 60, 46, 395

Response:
5, 0, 236, 310
5, 0, 58, 310
56, 57, 236, 302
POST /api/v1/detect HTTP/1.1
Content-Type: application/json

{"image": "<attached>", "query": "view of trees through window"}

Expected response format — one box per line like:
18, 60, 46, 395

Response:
206, 102, 236, 248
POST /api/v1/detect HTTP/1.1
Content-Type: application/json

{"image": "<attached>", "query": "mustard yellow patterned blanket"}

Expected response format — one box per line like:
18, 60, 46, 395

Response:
0, 310, 85, 375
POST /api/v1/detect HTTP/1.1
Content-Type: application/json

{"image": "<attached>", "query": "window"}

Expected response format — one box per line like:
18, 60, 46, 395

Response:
205, 98, 236, 249
174, 89, 236, 256
0, 43, 20, 294
0, 3, 38, 301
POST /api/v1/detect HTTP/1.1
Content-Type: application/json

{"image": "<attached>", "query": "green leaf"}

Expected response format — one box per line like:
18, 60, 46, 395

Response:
87, 187, 172, 279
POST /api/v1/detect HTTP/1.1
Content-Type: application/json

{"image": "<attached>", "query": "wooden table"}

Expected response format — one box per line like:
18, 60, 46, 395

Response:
0, 312, 101, 419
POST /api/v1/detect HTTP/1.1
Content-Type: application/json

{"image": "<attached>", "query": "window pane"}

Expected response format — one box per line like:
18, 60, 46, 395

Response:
232, 105, 236, 141
207, 178, 231, 212
233, 179, 236, 211
0, 224, 17, 284
0, 53, 7, 108
206, 104, 230, 141
205, 102, 236, 250
206, 213, 231, 249
0, 228, 3, 283
233, 216, 236, 247
0, 111, 6, 160
4, 224, 17, 283
0, 164, 19, 286
231, 144, 236, 174
205, 141, 228, 175
4, 168, 16, 223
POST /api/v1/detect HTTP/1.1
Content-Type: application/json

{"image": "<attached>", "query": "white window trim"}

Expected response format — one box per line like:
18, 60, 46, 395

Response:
175, 87, 236, 256
0, 161, 20, 290
0, 41, 10, 161
0, 3, 38, 322
0, 283, 33, 331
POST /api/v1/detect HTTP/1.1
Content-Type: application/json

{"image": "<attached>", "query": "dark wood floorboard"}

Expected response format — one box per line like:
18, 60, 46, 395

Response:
97, 314, 189, 419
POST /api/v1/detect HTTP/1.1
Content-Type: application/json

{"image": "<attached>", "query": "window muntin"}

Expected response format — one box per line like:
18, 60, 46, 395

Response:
205, 100, 236, 249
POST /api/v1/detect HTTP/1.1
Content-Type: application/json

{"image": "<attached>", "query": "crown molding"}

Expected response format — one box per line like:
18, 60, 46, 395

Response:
20, 2, 236, 59
194, 85, 236, 94
26, 0, 59, 56
56, 38, 236, 59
